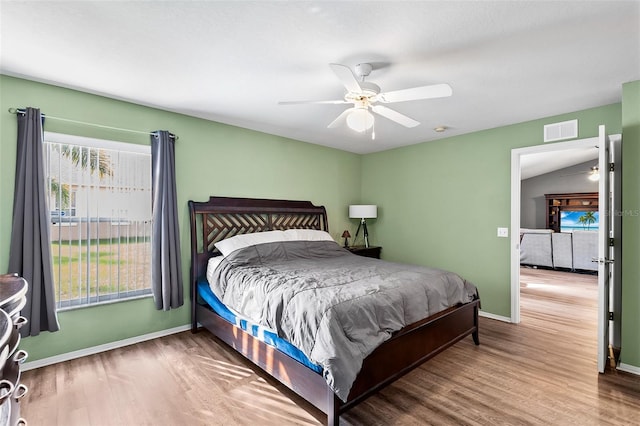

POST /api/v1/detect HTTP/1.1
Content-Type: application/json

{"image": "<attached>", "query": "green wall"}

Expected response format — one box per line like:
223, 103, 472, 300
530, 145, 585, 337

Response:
0, 75, 361, 361
362, 93, 640, 370
361, 103, 621, 317
621, 80, 640, 368
1, 74, 638, 372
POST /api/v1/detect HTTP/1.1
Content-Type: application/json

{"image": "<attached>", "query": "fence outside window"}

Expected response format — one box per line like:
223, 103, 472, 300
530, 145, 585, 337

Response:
44, 132, 152, 309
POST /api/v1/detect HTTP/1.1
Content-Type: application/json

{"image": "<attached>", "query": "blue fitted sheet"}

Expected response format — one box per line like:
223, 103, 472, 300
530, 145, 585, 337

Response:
196, 277, 323, 373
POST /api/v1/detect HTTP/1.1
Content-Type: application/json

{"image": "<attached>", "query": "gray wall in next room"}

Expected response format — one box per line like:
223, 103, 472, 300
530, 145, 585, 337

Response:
521, 160, 599, 229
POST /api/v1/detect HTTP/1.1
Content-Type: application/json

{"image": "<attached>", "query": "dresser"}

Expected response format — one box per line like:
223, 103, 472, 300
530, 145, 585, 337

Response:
0, 274, 29, 426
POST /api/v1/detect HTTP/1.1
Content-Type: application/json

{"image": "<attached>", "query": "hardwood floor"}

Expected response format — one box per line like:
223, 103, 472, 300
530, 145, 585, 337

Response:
21, 268, 640, 425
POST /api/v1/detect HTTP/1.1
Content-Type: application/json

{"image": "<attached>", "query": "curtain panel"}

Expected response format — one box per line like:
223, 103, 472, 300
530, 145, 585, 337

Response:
151, 131, 183, 310
9, 107, 60, 336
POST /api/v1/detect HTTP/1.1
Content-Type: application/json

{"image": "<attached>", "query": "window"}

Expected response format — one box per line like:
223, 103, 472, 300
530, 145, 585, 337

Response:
44, 132, 152, 309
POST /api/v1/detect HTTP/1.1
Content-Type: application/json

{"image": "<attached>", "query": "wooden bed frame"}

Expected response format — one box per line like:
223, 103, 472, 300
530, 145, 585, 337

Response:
189, 196, 480, 425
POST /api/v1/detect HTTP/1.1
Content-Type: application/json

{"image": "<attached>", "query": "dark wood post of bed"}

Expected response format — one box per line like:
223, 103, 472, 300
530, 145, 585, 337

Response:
326, 391, 340, 426
188, 196, 480, 426
472, 288, 480, 345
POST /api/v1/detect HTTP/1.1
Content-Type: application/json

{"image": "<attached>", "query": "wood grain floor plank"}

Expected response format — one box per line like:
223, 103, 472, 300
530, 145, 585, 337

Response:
21, 267, 640, 425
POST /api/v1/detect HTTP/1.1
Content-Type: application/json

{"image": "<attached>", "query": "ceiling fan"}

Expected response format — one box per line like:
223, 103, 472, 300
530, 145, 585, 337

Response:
278, 63, 452, 136
561, 164, 600, 181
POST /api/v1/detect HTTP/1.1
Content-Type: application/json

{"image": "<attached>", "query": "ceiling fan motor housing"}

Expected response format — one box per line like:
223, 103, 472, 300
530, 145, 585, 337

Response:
355, 63, 373, 78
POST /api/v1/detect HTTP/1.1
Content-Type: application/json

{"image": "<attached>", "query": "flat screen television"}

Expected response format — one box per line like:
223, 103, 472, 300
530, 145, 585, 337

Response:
560, 210, 599, 232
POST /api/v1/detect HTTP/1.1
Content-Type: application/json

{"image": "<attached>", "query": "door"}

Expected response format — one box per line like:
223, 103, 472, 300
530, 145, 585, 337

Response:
597, 125, 612, 373
609, 135, 622, 356
511, 131, 619, 371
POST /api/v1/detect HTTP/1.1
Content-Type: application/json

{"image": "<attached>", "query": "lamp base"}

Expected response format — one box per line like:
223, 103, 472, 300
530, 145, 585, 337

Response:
362, 219, 370, 248
354, 218, 371, 248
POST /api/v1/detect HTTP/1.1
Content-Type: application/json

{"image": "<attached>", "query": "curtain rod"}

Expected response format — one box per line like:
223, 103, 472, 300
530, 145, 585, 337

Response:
7, 107, 178, 140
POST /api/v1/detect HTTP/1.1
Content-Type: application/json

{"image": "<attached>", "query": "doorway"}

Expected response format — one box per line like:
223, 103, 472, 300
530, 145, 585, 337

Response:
510, 137, 599, 322
510, 133, 622, 370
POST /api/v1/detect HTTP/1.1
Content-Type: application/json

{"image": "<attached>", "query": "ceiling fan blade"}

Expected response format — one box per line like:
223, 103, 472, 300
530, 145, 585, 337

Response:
377, 83, 452, 103
371, 105, 420, 128
329, 63, 362, 94
327, 108, 355, 129
560, 171, 589, 177
278, 99, 349, 105
560, 166, 599, 178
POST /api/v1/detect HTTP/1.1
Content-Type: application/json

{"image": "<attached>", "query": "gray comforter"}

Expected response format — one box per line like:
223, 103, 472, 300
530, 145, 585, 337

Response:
209, 240, 477, 401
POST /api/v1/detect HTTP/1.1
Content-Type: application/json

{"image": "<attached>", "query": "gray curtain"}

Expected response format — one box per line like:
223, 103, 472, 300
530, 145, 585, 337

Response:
151, 130, 183, 310
9, 107, 60, 336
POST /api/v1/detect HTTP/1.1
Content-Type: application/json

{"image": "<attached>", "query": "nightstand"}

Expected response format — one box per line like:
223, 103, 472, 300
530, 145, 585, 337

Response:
346, 245, 381, 259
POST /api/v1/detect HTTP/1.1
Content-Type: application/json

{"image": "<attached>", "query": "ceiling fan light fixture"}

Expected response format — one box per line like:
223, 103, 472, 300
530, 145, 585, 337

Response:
588, 166, 600, 181
346, 108, 374, 132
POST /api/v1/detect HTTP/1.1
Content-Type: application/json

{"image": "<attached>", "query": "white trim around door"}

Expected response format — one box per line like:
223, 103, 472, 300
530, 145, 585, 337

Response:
510, 137, 599, 323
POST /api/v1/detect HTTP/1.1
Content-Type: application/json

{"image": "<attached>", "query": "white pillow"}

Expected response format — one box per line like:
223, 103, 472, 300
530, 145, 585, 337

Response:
283, 229, 335, 242
214, 230, 287, 257
206, 255, 224, 285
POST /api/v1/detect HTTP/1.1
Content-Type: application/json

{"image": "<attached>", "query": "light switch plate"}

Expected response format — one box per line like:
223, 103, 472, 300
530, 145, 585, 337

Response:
497, 227, 509, 238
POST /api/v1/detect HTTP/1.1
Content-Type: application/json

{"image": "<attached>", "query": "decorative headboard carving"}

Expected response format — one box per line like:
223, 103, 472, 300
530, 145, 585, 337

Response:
188, 196, 328, 287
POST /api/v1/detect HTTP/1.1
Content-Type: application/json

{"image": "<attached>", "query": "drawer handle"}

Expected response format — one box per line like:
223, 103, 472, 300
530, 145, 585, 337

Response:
17, 418, 27, 426
14, 383, 28, 400
14, 316, 28, 330
0, 379, 15, 404
13, 349, 28, 364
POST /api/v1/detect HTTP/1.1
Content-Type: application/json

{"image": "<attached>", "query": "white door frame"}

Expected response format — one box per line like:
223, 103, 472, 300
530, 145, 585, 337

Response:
510, 137, 599, 323
597, 125, 611, 373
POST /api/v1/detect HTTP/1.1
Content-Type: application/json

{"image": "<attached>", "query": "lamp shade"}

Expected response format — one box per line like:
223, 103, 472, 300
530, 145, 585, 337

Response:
346, 109, 374, 132
349, 205, 377, 219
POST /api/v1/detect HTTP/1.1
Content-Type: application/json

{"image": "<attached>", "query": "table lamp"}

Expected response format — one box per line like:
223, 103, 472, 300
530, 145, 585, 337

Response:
349, 205, 377, 248
341, 230, 351, 248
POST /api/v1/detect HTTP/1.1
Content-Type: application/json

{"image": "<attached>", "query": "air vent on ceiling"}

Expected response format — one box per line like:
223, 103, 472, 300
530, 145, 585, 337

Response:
544, 119, 578, 142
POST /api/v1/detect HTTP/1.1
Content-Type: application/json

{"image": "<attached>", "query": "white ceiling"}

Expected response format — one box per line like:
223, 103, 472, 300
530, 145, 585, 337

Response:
1, 1, 638, 155
520, 146, 599, 180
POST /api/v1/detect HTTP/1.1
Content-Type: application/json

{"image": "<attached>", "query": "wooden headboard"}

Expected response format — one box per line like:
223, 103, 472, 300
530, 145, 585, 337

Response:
188, 196, 328, 287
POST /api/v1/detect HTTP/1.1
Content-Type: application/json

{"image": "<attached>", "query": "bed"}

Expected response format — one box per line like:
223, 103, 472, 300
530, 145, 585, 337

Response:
189, 196, 480, 425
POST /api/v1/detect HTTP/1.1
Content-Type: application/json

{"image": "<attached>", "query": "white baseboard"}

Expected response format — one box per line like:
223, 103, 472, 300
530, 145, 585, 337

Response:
22, 324, 191, 371
617, 362, 640, 376
479, 310, 512, 323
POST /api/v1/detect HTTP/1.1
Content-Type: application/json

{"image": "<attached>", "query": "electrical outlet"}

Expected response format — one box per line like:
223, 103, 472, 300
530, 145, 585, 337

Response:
497, 227, 509, 238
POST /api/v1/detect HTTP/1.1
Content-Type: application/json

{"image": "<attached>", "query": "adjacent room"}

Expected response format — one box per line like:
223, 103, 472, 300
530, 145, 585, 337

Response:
0, 1, 639, 425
